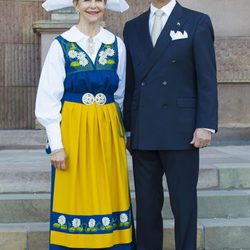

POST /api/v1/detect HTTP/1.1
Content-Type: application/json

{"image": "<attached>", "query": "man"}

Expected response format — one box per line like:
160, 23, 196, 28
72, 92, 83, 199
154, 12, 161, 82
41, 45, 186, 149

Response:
123, 0, 218, 249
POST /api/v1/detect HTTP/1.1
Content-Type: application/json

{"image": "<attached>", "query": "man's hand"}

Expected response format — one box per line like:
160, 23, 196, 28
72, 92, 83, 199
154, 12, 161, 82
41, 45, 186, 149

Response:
50, 148, 67, 170
126, 137, 133, 155
190, 128, 212, 148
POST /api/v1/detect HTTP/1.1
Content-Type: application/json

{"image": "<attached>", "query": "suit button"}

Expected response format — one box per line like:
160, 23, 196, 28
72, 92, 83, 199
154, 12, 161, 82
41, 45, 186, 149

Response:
141, 82, 145, 86
162, 81, 167, 85
172, 59, 176, 63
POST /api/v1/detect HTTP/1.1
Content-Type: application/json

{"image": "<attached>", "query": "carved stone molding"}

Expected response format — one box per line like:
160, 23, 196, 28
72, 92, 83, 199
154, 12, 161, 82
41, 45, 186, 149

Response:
215, 37, 250, 83
32, 20, 76, 34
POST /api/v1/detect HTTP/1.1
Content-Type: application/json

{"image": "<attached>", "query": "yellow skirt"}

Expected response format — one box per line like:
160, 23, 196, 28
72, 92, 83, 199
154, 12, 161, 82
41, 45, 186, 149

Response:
50, 101, 134, 249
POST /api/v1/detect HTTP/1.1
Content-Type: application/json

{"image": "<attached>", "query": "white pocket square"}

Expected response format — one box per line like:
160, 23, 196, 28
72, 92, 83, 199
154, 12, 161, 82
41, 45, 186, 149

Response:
170, 30, 188, 41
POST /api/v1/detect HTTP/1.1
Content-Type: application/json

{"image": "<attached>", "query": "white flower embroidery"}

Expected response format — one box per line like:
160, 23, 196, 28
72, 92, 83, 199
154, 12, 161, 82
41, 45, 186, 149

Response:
99, 51, 107, 58
105, 48, 115, 57
120, 213, 128, 223
68, 50, 78, 59
77, 52, 86, 60
79, 58, 89, 67
58, 215, 66, 225
102, 217, 110, 226
72, 218, 81, 228
99, 57, 107, 65
88, 218, 96, 228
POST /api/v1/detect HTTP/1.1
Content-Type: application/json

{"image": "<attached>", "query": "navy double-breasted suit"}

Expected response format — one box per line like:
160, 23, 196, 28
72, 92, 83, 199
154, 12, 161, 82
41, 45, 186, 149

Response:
123, 2, 218, 150
123, 2, 218, 250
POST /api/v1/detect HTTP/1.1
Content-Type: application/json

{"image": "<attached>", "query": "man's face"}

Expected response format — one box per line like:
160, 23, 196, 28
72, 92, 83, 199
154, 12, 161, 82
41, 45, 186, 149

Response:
151, 0, 170, 6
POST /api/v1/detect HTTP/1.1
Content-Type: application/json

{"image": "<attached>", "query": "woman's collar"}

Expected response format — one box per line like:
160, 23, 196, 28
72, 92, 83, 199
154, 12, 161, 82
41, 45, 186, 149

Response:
61, 25, 115, 44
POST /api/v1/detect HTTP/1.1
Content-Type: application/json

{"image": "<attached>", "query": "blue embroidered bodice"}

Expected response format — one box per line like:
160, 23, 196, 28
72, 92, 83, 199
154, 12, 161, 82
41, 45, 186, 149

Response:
56, 35, 119, 104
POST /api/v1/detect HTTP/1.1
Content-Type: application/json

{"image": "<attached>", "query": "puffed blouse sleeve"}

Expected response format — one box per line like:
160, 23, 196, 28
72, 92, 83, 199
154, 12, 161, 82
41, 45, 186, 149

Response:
114, 36, 126, 112
35, 39, 65, 151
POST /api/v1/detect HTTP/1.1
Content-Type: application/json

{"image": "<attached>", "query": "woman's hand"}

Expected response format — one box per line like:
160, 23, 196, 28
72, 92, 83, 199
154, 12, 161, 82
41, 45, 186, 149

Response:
50, 148, 67, 170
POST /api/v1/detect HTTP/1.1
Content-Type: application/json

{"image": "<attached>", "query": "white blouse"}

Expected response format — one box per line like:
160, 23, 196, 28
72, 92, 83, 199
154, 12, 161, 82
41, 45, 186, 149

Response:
35, 25, 126, 151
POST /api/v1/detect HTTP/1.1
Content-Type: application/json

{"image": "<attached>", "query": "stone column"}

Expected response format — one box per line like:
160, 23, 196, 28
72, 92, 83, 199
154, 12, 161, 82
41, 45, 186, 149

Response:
33, 7, 78, 65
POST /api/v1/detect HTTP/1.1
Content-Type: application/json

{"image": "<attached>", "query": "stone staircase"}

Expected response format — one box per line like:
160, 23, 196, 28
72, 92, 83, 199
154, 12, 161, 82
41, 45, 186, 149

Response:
1, 144, 250, 249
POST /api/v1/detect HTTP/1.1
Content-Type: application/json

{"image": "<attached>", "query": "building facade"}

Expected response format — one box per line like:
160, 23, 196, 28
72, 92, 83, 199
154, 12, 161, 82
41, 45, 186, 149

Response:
0, 0, 250, 129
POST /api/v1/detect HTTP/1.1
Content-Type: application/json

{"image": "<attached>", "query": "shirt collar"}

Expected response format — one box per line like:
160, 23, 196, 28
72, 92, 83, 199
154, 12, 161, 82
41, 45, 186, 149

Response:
150, 0, 176, 17
61, 25, 115, 44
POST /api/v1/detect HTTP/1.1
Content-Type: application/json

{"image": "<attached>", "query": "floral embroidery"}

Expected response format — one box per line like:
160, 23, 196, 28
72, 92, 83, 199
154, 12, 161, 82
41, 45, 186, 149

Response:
88, 218, 96, 228
120, 213, 128, 223
58, 215, 66, 225
52, 210, 132, 234
98, 46, 115, 66
64, 40, 117, 70
99, 57, 108, 65
102, 217, 110, 226
68, 42, 89, 68
68, 218, 84, 233
79, 58, 89, 67
69, 50, 89, 68
68, 50, 78, 59
99, 51, 108, 58
72, 218, 81, 228
105, 48, 115, 57
53, 215, 67, 230
77, 52, 86, 60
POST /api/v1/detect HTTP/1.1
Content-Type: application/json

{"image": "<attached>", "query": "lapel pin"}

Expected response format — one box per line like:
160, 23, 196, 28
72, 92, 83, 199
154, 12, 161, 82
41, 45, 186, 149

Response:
177, 22, 181, 26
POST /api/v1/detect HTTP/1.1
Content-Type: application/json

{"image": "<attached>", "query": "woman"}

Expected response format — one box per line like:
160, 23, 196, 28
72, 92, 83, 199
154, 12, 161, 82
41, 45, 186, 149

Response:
35, 0, 135, 249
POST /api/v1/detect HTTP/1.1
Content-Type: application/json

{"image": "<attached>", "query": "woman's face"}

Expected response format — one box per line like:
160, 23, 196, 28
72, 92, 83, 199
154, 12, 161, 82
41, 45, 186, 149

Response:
75, 0, 106, 24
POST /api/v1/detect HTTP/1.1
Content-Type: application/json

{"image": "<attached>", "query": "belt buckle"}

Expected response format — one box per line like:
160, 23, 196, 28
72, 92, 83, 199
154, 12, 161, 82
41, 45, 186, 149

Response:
82, 93, 95, 105
95, 93, 107, 106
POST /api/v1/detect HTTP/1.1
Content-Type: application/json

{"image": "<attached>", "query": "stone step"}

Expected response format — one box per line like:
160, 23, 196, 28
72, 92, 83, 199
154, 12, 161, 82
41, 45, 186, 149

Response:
0, 190, 249, 223
1, 153, 250, 193
1, 145, 250, 193
0, 130, 46, 150
1, 128, 250, 149
0, 150, 51, 193
129, 163, 250, 191
0, 222, 48, 250
200, 218, 250, 249
0, 194, 50, 223
1, 218, 250, 250
164, 189, 250, 220
0, 221, 203, 250
0, 164, 225, 193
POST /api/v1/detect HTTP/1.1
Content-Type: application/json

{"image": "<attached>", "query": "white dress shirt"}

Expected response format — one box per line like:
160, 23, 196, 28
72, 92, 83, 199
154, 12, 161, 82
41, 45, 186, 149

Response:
149, 0, 176, 35
35, 26, 126, 151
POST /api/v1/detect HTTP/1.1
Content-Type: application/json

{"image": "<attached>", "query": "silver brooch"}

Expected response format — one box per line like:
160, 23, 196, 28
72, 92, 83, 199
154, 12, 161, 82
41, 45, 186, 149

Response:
87, 37, 95, 56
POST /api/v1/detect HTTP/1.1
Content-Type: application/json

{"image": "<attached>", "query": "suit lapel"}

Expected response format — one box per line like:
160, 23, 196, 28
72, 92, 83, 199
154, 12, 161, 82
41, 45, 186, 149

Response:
141, 2, 184, 81
136, 10, 153, 59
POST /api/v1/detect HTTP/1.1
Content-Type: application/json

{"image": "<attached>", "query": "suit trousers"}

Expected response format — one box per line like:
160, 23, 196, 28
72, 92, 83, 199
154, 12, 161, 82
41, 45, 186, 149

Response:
132, 149, 199, 250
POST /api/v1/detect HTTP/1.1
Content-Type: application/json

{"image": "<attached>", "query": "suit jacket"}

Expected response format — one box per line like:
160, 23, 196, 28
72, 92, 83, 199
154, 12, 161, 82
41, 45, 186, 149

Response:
123, 2, 218, 150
